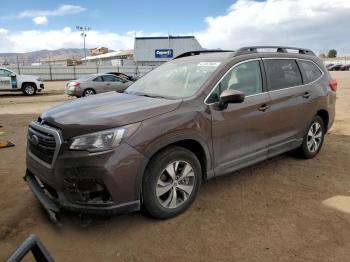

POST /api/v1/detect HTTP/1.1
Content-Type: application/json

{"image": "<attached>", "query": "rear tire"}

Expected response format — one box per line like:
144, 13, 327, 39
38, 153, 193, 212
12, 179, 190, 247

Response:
83, 88, 96, 97
295, 116, 325, 159
22, 83, 37, 96
142, 146, 202, 219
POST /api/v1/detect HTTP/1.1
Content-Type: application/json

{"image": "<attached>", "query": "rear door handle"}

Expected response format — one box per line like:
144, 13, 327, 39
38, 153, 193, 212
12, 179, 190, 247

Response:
302, 92, 311, 99
258, 104, 270, 112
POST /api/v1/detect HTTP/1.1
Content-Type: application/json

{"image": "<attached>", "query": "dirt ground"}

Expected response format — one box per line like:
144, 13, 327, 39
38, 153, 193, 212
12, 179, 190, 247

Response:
0, 73, 349, 261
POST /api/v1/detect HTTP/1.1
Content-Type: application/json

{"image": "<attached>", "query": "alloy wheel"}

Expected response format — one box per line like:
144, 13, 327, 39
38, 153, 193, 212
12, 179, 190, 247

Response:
156, 161, 195, 209
25, 85, 35, 95
307, 122, 323, 152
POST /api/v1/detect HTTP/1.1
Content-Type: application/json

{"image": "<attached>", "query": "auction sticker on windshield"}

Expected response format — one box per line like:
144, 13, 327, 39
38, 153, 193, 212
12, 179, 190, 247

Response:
197, 62, 221, 67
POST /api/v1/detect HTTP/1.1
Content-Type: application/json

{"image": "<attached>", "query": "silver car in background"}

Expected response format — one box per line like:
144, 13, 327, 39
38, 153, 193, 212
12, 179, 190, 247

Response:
65, 73, 133, 97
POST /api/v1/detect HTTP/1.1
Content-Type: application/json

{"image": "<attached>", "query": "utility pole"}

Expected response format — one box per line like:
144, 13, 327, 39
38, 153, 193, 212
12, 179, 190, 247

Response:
76, 26, 91, 63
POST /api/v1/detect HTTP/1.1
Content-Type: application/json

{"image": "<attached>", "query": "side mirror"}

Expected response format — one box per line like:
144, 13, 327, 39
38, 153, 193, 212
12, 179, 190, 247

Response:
11, 73, 16, 77
219, 89, 245, 105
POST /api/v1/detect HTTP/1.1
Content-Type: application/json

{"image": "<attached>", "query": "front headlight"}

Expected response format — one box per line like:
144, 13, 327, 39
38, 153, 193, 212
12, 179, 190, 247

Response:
69, 123, 140, 152
36, 77, 43, 82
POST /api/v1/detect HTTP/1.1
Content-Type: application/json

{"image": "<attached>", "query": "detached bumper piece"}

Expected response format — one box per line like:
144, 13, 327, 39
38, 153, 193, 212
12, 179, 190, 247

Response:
24, 173, 60, 223
24, 171, 141, 222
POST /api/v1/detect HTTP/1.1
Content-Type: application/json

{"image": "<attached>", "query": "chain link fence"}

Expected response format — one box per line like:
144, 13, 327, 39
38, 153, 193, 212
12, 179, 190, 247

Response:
5, 65, 156, 81
321, 57, 350, 65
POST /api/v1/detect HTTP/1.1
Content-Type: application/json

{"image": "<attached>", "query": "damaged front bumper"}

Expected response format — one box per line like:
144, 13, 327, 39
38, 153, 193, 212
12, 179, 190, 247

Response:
24, 171, 140, 222
25, 121, 145, 222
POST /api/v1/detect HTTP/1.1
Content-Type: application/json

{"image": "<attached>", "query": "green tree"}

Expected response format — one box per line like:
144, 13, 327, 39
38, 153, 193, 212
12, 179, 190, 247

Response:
328, 49, 337, 58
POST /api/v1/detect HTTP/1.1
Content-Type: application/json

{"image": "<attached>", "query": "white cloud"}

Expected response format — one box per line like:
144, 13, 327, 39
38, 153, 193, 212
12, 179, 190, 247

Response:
0, 28, 8, 34
0, 27, 146, 53
9, 5, 85, 19
33, 16, 48, 25
195, 0, 350, 54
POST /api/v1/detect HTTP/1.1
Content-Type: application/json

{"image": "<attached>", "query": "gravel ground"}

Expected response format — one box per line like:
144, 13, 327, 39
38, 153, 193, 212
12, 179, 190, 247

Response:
0, 72, 349, 261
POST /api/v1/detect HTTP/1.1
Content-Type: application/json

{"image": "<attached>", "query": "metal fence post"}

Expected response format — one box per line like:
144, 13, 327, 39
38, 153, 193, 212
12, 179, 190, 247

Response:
73, 66, 76, 79
49, 64, 52, 81
16, 56, 21, 74
48, 57, 53, 81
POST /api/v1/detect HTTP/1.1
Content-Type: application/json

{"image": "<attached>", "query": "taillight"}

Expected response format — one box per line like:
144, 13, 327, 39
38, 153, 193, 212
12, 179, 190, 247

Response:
72, 82, 80, 87
329, 79, 337, 92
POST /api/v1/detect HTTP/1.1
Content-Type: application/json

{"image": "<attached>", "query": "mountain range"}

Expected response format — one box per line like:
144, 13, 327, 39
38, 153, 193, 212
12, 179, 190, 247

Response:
0, 48, 87, 65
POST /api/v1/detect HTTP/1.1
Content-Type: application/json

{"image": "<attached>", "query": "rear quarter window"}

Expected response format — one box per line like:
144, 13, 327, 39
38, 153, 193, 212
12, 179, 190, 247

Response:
264, 59, 302, 91
298, 60, 323, 83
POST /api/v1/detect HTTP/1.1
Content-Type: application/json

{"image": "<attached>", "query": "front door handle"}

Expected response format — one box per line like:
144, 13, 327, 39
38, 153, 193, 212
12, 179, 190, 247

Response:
258, 104, 270, 112
302, 92, 311, 99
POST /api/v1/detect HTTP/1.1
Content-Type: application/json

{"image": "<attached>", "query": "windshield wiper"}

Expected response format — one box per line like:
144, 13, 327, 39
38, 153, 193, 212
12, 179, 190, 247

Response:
124, 91, 168, 99
139, 94, 166, 99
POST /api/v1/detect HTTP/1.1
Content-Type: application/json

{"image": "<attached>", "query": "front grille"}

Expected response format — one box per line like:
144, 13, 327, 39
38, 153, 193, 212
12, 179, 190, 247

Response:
28, 126, 57, 164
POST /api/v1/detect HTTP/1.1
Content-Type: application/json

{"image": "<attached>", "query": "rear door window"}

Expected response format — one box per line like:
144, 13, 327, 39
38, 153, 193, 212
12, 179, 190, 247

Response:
103, 75, 121, 82
207, 60, 263, 103
298, 60, 323, 83
264, 59, 302, 91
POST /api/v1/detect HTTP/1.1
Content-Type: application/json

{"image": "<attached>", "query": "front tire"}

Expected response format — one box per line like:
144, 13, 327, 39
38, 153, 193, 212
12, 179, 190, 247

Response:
142, 146, 202, 219
22, 83, 37, 96
296, 116, 325, 159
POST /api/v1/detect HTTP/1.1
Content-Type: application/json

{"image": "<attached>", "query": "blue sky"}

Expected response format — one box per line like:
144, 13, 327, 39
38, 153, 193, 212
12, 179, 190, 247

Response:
1, 0, 350, 54
0, 0, 234, 33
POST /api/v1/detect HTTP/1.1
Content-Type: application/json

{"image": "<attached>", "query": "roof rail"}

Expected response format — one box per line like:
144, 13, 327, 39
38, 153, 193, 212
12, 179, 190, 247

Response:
174, 49, 234, 59
235, 46, 315, 56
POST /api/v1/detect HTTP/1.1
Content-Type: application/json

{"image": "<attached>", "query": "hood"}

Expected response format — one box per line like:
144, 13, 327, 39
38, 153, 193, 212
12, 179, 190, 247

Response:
41, 92, 182, 139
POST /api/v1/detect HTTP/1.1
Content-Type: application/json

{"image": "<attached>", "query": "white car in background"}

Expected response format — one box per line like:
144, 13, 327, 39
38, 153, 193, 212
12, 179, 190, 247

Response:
0, 67, 44, 96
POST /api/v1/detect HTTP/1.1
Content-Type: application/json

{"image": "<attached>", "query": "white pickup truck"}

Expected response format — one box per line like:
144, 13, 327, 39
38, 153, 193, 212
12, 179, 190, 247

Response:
0, 67, 44, 95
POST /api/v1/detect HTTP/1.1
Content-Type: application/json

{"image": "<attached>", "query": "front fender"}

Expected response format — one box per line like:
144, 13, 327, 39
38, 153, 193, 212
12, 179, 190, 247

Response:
132, 132, 214, 202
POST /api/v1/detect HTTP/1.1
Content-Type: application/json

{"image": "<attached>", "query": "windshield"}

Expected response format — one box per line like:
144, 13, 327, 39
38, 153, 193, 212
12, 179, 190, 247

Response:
125, 61, 221, 99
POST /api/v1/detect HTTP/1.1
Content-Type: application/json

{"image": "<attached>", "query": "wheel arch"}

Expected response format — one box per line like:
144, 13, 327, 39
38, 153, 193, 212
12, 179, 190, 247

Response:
135, 135, 213, 202
316, 109, 329, 130
21, 82, 37, 89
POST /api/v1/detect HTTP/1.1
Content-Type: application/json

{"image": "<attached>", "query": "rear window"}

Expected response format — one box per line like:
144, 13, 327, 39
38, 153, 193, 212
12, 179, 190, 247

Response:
264, 59, 302, 90
299, 60, 322, 83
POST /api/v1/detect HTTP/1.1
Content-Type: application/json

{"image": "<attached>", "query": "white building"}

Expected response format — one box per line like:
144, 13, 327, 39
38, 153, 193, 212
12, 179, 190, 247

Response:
82, 36, 203, 67
134, 36, 202, 66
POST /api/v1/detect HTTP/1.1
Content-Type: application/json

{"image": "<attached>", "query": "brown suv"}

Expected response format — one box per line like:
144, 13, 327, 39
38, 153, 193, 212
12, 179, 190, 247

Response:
25, 46, 337, 220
